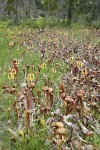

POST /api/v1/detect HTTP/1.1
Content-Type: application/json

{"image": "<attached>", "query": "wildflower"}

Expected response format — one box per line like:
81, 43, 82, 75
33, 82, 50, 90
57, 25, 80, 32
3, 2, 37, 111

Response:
30, 44, 34, 48
18, 31, 22, 35
9, 41, 14, 47
13, 59, 19, 77
8, 72, 14, 80
40, 118, 46, 128
11, 69, 16, 75
88, 45, 92, 49
18, 130, 24, 139
69, 57, 74, 63
76, 61, 84, 68
56, 63, 59, 68
42, 63, 46, 69
14, 59, 19, 65
52, 122, 64, 128
55, 127, 67, 137
27, 73, 34, 81
52, 68, 56, 73
82, 68, 88, 75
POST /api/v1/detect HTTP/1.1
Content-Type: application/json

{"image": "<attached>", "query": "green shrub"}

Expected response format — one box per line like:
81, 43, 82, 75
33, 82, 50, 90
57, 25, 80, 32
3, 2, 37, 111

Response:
24, 19, 37, 28
91, 21, 100, 29
36, 17, 46, 29
23, 17, 67, 29
7, 19, 16, 27
0, 21, 8, 28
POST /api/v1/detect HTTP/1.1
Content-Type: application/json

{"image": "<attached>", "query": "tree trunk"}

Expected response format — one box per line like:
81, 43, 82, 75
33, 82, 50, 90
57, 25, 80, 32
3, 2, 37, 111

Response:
57, 0, 61, 24
15, 0, 18, 25
46, 1, 50, 26
57, 11, 61, 23
28, 0, 31, 18
67, 0, 72, 25
33, 0, 36, 19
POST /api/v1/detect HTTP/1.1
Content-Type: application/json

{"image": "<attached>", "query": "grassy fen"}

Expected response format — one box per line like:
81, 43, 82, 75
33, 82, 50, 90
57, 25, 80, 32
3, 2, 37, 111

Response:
0, 21, 100, 150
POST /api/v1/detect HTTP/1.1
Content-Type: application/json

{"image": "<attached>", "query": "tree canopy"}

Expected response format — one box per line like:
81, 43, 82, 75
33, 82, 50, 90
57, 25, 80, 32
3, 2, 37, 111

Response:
0, 0, 99, 27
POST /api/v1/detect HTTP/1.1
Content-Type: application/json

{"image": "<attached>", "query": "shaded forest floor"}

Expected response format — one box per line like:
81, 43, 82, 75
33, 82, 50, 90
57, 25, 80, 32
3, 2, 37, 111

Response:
0, 22, 100, 150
